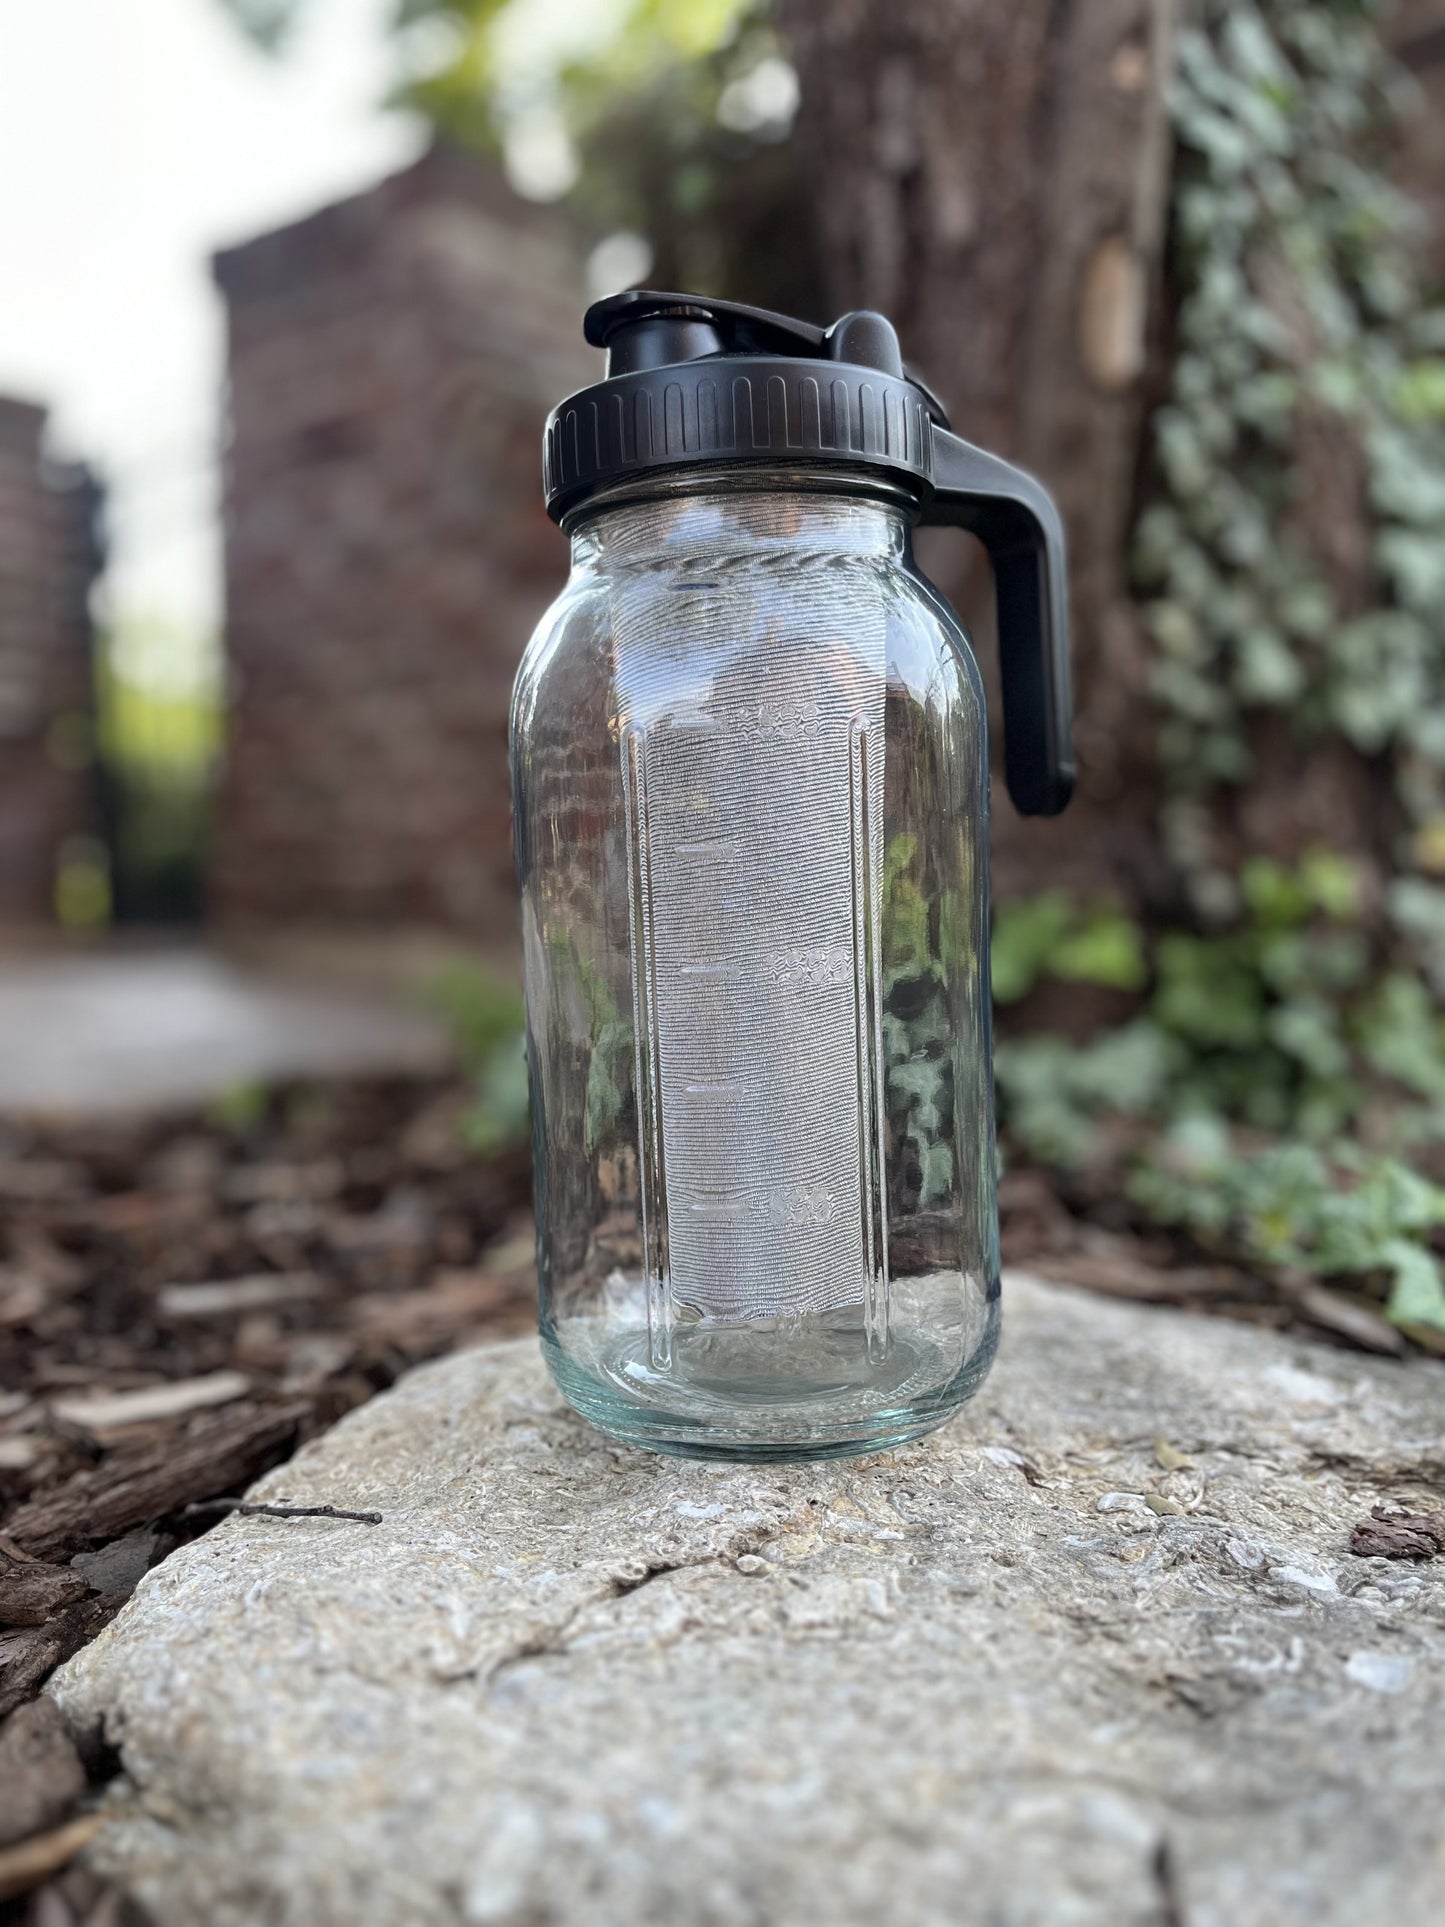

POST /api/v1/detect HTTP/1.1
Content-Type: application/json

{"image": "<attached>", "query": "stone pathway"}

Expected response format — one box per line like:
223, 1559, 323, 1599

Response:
0, 949, 449, 1114
52, 1277, 1445, 1926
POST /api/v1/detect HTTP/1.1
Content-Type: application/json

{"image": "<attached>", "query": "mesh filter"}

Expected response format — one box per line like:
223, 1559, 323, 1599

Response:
613, 499, 888, 1333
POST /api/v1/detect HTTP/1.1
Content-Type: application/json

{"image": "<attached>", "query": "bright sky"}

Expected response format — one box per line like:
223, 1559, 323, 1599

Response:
0, 0, 423, 674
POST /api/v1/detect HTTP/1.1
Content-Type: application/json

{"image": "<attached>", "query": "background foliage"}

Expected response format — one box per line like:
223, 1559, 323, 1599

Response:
988, 0, 1445, 1338
220, 0, 1445, 1340
1136, 0, 1445, 938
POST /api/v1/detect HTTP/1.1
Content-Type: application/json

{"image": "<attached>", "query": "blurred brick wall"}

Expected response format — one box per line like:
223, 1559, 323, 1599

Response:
211, 146, 596, 935
0, 398, 100, 923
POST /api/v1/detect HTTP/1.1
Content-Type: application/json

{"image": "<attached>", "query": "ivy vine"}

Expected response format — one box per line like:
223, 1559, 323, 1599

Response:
1133, 0, 1445, 954
993, 2, 1445, 1340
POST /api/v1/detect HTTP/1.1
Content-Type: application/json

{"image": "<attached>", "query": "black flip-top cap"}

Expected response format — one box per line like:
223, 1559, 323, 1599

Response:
544, 290, 1077, 822
543, 290, 949, 523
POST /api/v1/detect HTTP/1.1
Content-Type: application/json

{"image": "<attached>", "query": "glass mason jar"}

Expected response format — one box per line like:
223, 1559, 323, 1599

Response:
513, 470, 1001, 1459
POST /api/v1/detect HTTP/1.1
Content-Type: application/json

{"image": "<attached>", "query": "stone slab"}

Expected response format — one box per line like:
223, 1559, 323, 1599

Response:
0, 949, 448, 1115
51, 1276, 1445, 1926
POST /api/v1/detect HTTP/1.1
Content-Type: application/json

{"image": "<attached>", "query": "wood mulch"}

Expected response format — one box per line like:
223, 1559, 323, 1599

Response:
0, 1077, 1430, 1920
1, 1075, 532, 1923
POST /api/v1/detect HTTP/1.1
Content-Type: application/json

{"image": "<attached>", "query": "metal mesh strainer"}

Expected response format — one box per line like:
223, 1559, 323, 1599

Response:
613, 499, 888, 1343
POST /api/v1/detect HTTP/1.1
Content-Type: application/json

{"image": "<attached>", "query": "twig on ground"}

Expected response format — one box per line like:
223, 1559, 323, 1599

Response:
0, 1812, 104, 1903
183, 1499, 383, 1525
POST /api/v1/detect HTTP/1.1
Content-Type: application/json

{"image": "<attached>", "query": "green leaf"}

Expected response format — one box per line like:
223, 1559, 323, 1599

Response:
917, 1141, 955, 1208
1144, 599, 1203, 659
889, 1057, 949, 1136
585, 1017, 633, 1151
1239, 857, 1311, 927
1394, 359, 1445, 422
209, 1080, 269, 1132
1378, 529, 1445, 611
990, 894, 1071, 1003
1299, 849, 1362, 921
882, 833, 934, 976
461, 1037, 530, 1154
1234, 628, 1305, 705
1153, 934, 1267, 1047
1384, 1241, 1445, 1331
1356, 973, 1445, 1099
1051, 913, 1149, 992
996, 1022, 1172, 1169
991, 896, 1147, 1002
1369, 423, 1445, 523
1266, 999, 1351, 1080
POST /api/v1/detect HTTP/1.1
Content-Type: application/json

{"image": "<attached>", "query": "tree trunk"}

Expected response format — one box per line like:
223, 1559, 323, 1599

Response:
776, 0, 1178, 910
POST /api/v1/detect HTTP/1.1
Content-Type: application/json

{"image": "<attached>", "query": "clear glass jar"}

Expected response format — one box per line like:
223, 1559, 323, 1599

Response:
510, 467, 997, 1459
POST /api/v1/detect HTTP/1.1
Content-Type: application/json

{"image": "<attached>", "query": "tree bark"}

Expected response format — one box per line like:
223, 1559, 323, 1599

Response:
777, 0, 1179, 909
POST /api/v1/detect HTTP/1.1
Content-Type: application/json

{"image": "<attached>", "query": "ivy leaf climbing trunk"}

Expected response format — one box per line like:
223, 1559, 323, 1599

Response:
776, 0, 1180, 912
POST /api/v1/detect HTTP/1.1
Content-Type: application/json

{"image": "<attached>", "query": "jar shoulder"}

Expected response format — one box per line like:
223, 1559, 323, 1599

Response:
513, 554, 983, 735
510, 578, 612, 745
888, 560, 986, 718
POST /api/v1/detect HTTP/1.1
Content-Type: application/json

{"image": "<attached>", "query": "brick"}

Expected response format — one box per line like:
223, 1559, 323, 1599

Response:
211, 146, 595, 936
0, 401, 100, 922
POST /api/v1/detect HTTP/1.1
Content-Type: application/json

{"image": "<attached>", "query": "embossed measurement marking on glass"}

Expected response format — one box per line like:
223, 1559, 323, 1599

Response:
850, 714, 891, 1362
673, 836, 736, 857
621, 725, 673, 1371
683, 1189, 751, 1219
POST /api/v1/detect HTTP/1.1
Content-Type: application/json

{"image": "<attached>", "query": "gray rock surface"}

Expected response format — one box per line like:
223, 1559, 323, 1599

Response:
52, 1276, 1445, 1927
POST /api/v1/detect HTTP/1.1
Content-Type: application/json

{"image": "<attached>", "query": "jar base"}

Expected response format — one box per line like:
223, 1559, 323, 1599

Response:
540, 1295, 999, 1463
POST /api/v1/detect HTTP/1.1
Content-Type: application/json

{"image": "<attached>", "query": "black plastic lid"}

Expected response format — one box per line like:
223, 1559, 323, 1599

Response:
543, 289, 1077, 819
543, 290, 946, 523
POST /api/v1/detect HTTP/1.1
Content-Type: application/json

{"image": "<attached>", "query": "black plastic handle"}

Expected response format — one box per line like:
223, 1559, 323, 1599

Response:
920, 427, 1075, 817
